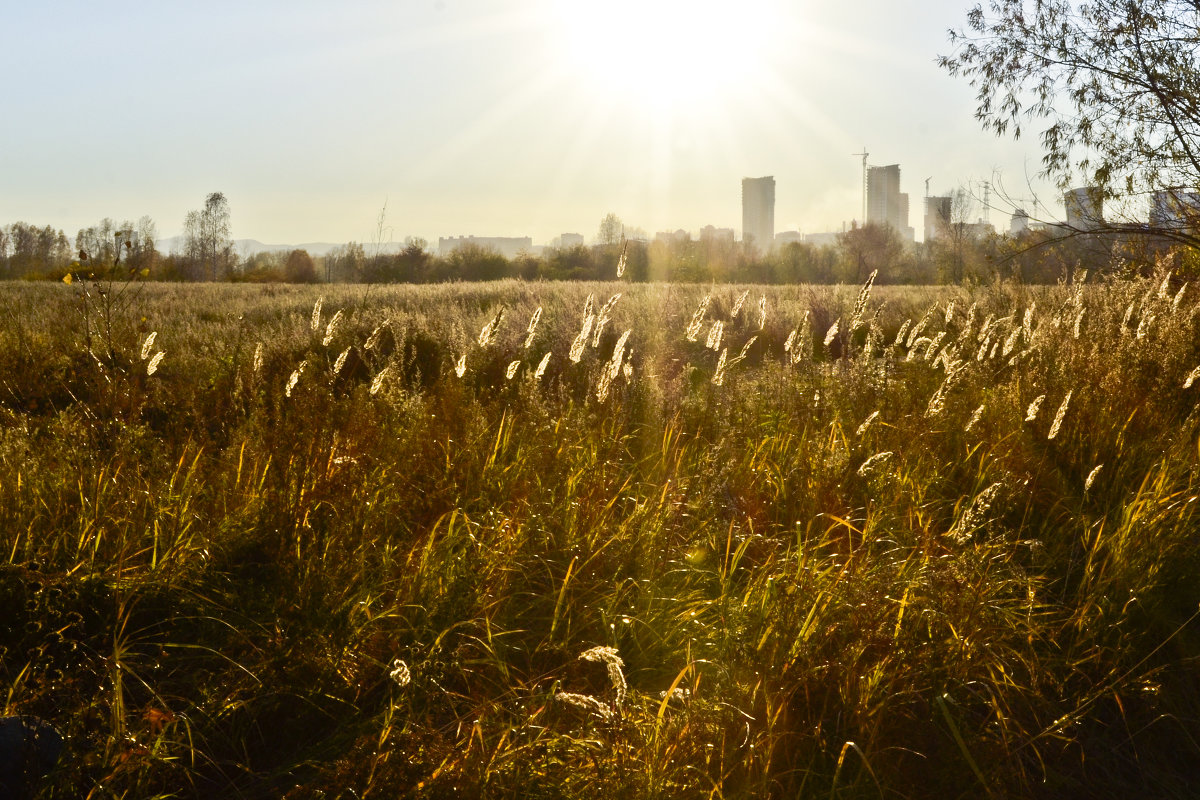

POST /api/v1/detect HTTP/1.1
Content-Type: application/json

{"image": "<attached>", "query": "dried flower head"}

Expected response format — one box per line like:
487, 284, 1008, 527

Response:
389, 659, 411, 688
856, 410, 880, 437
370, 367, 390, 395
252, 342, 264, 372
322, 309, 343, 347
524, 307, 542, 348
569, 315, 595, 363
1048, 390, 1072, 440
146, 351, 165, 376
823, 320, 839, 347
730, 289, 750, 319
505, 360, 521, 380
1025, 394, 1046, 422
478, 308, 505, 347
285, 360, 307, 397
857, 451, 894, 477
332, 347, 351, 378
454, 354, 467, 378
140, 331, 157, 360
757, 294, 768, 330
949, 481, 1003, 542
685, 292, 712, 342
711, 348, 729, 386
1084, 464, 1103, 492
310, 296, 323, 332
579, 646, 627, 710
706, 320, 724, 350
534, 351, 552, 381
1184, 365, 1200, 389
556, 691, 613, 721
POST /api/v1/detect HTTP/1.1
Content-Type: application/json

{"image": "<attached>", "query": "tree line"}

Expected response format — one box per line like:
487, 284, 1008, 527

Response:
1, 191, 1191, 285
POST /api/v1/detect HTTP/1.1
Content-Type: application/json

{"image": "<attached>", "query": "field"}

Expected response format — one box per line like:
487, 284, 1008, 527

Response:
3, 274, 1200, 798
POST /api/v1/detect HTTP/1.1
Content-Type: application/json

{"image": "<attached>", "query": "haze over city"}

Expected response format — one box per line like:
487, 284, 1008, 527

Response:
4, 0, 1057, 246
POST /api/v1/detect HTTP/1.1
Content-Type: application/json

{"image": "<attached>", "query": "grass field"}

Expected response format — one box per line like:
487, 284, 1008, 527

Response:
3, 273, 1200, 798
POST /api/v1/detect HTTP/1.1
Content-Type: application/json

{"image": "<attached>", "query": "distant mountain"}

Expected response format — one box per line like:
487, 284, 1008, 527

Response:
155, 237, 407, 258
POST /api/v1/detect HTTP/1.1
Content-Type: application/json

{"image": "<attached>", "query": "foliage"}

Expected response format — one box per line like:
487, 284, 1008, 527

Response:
941, 0, 1200, 242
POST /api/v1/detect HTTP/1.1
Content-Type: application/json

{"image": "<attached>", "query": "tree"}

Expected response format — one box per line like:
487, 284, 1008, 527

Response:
940, 0, 1200, 245
182, 192, 234, 280
597, 213, 623, 246
837, 222, 907, 283
285, 249, 318, 283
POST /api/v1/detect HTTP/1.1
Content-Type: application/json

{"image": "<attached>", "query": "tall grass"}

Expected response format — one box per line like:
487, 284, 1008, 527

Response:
1, 273, 1200, 797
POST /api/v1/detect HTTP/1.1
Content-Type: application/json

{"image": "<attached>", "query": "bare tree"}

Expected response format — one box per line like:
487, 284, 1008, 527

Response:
183, 192, 234, 280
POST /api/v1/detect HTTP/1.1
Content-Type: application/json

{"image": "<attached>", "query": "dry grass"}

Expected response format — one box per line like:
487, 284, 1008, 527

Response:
1, 272, 1200, 797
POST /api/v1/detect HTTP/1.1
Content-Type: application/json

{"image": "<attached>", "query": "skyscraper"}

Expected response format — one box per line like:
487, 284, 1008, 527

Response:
1064, 187, 1104, 230
925, 195, 952, 241
867, 164, 914, 240
742, 176, 775, 251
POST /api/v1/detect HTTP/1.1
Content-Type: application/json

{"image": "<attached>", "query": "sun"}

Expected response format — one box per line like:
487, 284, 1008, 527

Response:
544, 0, 781, 110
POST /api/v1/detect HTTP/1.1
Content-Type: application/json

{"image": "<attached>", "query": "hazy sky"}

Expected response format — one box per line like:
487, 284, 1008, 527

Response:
3, 0, 1060, 246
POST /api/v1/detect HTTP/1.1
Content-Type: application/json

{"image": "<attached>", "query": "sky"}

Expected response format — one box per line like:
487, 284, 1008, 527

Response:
2, 0, 1062, 247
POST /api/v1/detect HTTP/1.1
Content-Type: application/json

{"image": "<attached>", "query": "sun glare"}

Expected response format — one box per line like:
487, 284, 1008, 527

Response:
546, 0, 780, 108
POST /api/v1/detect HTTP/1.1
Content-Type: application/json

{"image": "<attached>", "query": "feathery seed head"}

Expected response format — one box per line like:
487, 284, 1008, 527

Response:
857, 450, 894, 477
505, 360, 520, 380
535, 351, 552, 381
370, 367, 390, 395
685, 292, 712, 342
1025, 394, 1046, 422
730, 289, 750, 319
824, 319, 839, 347
285, 360, 307, 397
856, 410, 880, 437
140, 331, 157, 360
1084, 464, 1103, 492
711, 348, 729, 385
570, 315, 595, 362
146, 350, 165, 376
1048, 390, 1072, 439
390, 659, 411, 688
454, 354, 467, 378
332, 347, 350, 378
310, 297, 323, 332
706, 320, 724, 350
322, 309, 343, 347
478, 307, 505, 347
524, 307, 543, 348
253, 342, 264, 372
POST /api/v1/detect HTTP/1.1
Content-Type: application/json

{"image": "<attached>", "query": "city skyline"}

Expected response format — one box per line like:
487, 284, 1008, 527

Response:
3, 1, 1060, 246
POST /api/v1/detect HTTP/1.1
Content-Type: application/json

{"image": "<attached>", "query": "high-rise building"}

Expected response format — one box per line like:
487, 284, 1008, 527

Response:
925, 195, 952, 241
742, 176, 775, 251
1010, 209, 1030, 236
1064, 187, 1104, 230
1150, 189, 1200, 229
867, 164, 914, 240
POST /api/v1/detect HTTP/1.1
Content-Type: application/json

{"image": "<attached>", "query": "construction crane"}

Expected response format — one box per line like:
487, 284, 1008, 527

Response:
852, 147, 869, 224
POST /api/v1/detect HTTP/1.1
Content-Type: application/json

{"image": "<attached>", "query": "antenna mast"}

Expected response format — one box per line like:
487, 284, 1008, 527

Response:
852, 147, 869, 223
